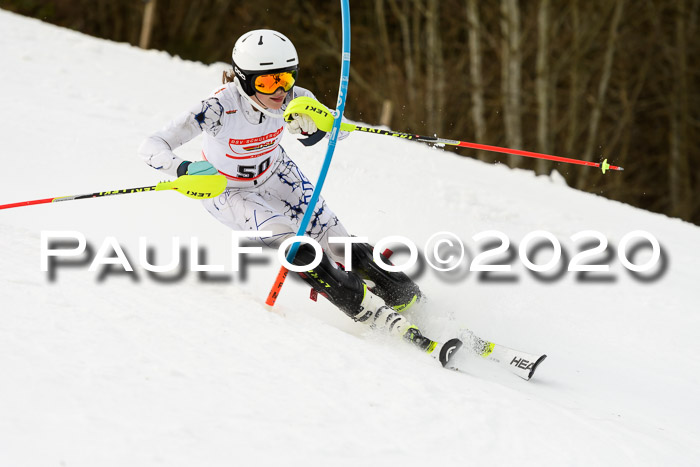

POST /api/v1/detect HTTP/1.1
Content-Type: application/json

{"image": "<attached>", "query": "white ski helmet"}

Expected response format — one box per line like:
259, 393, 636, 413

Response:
232, 29, 299, 96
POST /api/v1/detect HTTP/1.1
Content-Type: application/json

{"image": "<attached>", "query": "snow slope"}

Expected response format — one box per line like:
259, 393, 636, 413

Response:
1, 10, 700, 467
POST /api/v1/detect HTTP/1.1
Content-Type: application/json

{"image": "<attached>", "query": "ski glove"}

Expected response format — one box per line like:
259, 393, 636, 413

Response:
286, 113, 318, 135
177, 160, 218, 177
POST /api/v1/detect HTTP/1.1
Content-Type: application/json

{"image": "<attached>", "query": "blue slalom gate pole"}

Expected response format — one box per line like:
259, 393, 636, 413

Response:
266, 0, 351, 307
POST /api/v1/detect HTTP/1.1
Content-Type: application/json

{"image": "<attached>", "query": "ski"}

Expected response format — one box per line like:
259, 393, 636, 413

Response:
439, 329, 547, 381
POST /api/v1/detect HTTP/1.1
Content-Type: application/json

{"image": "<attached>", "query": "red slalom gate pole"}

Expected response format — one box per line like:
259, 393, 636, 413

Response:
266, 267, 290, 308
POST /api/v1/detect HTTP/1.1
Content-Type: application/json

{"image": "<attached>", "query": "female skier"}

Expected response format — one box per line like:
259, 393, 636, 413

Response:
138, 29, 454, 362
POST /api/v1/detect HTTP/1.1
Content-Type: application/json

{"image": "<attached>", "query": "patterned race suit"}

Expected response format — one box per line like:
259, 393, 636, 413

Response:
138, 82, 349, 259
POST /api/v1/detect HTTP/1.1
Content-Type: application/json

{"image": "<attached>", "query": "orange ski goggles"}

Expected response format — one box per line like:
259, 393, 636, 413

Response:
254, 71, 297, 95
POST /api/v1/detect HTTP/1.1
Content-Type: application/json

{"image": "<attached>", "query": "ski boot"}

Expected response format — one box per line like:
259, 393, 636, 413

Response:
347, 284, 461, 363
293, 243, 437, 356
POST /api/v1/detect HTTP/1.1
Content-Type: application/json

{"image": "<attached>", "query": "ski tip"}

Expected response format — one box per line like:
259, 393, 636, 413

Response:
527, 354, 547, 381
439, 338, 463, 368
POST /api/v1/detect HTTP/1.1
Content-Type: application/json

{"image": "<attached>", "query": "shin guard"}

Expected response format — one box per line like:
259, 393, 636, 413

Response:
293, 243, 366, 318
351, 242, 422, 311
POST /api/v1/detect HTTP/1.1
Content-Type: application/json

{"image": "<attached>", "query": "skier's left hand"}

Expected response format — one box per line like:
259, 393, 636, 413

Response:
177, 160, 218, 177
286, 113, 318, 135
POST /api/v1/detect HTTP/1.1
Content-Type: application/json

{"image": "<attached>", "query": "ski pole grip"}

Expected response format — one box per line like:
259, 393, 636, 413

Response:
284, 96, 356, 133
156, 174, 227, 199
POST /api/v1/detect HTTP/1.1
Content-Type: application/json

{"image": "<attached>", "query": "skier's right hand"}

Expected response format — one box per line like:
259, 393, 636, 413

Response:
286, 113, 318, 135
177, 160, 218, 177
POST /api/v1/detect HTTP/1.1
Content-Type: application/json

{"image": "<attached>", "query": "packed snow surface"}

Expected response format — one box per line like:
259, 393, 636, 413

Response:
1, 10, 699, 467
